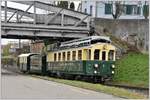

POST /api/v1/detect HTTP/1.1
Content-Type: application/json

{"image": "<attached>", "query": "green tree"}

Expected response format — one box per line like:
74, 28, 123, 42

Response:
70, 2, 75, 10
57, 1, 68, 9
111, 1, 125, 19
143, 1, 149, 19
3, 44, 11, 56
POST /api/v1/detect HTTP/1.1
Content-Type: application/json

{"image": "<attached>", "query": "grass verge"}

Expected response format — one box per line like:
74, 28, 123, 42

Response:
113, 52, 149, 88
31, 75, 146, 99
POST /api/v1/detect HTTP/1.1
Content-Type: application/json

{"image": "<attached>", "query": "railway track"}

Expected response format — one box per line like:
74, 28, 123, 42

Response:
104, 83, 149, 97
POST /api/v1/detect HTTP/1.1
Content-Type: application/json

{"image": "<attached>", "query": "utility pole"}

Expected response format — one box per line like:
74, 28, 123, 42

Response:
19, 39, 21, 54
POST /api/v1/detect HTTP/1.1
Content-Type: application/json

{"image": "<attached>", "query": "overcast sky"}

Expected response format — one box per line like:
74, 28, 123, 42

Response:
1, 1, 81, 45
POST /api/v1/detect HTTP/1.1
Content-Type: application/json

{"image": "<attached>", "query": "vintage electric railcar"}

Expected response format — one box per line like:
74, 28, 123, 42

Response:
46, 36, 116, 82
18, 36, 116, 82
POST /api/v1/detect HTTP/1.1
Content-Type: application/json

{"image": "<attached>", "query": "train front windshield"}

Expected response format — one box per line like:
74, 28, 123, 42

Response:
91, 39, 111, 44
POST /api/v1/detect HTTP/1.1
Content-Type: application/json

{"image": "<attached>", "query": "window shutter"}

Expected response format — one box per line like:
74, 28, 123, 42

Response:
126, 5, 132, 15
143, 5, 149, 15
105, 4, 112, 14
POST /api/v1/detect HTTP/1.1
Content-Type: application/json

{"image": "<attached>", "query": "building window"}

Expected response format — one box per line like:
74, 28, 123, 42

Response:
67, 51, 70, 61
105, 4, 112, 14
137, 6, 141, 15
78, 50, 82, 60
126, 5, 142, 15
58, 53, 61, 61
90, 5, 93, 15
72, 51, 76, 60
84, 8, 87, 13
133, 5, 137, 15
63, 52, 65, 61
54, 53, 57, 61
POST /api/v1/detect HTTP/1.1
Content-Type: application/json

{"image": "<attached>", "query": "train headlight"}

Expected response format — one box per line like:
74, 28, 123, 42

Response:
94, 70, 97, 74
112, 71, 114, 74
94, 64, 98, 68
112, 65, 115, 68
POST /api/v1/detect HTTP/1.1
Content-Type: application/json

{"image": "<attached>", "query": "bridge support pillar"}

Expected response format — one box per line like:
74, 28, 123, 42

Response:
5, 1, 7, 23
61, 11, 64, 26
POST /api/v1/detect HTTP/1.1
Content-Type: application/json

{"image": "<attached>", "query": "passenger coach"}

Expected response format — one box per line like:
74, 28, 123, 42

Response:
18, 53, 45, 73
46, 36, 116, 82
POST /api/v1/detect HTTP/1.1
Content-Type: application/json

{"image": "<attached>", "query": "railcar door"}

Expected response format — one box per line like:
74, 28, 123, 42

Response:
42, 55, 47, 74
30, 55, 42, 73
101, 51, 109, 75
27, 56, 30, 71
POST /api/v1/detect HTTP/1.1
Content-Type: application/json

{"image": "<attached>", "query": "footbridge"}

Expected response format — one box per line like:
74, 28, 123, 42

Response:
1, 1, 92, 40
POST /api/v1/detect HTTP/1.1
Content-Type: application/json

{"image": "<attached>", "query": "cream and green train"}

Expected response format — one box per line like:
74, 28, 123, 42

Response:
18, 36, 116, 82
46, 36, 116, 82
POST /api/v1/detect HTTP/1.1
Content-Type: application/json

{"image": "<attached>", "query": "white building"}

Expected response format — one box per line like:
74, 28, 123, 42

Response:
81, 1, 149, 19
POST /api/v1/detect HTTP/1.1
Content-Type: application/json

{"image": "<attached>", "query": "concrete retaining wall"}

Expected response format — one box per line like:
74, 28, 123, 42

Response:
94, 18, 149, 53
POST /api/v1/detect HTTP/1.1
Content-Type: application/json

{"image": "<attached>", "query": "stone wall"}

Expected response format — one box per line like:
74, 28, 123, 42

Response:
94, 18, 149, 53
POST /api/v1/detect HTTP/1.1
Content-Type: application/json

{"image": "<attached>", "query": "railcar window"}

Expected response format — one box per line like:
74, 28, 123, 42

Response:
102, 51, 106, 60
78, 50, 82, 60
63, 52, 65, 61
67, 51, 70, 61
30, 55, 41, 66
91, 39, 110, 44
72, 51, 76, 60
94, 49, 100, 60
54, 53, 57, 61
86, 49, 91, 60
108, 50, 114, 60
58, 53, 61, 61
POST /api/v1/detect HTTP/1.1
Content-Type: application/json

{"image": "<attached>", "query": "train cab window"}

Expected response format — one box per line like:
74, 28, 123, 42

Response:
108, 50, 114, 61
67, 51, 70, 61
72, 51, 76, 60
63, 52, 66, 61
91, 39, 110, 44
54, 53, 57, 61
102, 51, 106, 60
78, 50, 82, 60
94, 49, 100, 60
58, 53, 61, 61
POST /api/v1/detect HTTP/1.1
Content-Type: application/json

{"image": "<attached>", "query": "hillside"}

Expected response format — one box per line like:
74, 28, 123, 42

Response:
112, 52, 149, 88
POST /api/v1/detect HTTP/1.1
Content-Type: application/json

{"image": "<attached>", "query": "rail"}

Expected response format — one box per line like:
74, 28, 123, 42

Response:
104, 83, 149, 97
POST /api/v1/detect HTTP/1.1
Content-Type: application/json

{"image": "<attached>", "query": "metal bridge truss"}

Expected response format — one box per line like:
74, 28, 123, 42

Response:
1, 1, 92, 40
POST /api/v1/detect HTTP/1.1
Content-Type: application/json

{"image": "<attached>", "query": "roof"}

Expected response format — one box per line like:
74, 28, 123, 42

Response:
60, 36, 111, 47
90, 36, 111, 41
18, 53, 40, 57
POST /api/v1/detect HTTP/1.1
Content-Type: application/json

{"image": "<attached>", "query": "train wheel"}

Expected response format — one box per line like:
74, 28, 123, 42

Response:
56, 72, 61, 78
93, 76, 98, 83
75, 75, 81, 80
100, 77, 105, 84
22, 71, 26, 73
67, 75, 73, 80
